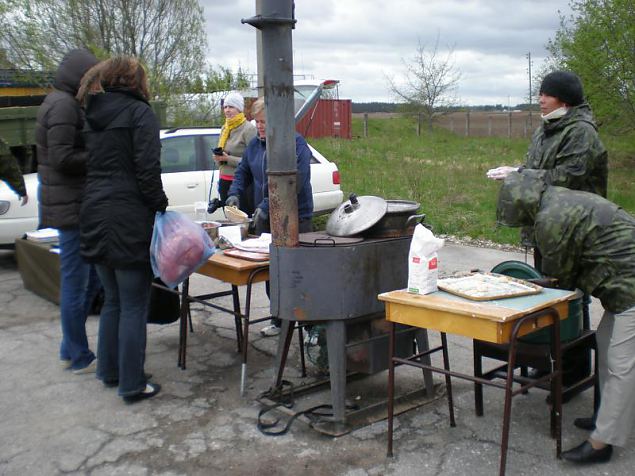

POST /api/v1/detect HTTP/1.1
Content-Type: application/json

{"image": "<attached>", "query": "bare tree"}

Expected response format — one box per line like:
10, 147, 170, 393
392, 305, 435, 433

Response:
0, 0, 207, 97
387, 35, 461, 131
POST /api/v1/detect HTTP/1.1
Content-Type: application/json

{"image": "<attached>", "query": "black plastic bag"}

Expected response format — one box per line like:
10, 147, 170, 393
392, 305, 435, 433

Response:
147, 278, 180, 325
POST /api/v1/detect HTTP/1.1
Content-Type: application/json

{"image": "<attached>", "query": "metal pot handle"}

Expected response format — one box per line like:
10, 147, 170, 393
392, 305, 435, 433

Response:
405, 213, 426, 227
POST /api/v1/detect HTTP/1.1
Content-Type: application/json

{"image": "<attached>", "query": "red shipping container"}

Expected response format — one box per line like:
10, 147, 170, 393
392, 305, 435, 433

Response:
296, 99, 352, 139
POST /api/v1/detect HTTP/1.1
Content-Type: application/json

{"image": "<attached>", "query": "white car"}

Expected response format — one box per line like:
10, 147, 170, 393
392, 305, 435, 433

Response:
0, 128, 343, 247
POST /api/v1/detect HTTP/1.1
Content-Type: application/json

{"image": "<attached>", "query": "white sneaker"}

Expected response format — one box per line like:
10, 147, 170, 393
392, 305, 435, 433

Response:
72, 359, 97, 375
260, 325, 281, 337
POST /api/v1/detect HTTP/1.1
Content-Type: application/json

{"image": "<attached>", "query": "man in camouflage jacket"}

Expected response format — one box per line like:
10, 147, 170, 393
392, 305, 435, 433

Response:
497, 171, 635, 464
488, 71, 608, 249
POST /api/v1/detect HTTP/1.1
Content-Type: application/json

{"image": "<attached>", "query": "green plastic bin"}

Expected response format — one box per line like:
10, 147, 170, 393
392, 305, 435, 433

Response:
490, 260, 582, 343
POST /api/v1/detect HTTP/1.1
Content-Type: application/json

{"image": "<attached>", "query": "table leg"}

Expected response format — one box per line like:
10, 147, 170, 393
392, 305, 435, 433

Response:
415, 329, 434, 397
551, 310, 562, 454
326, 320, 347, 423
387, 321, 396, 457
499, 323, 520, 476
232, 285, 243, 353
240, 279, 255, 396
240, 266, 269, 395
440, 332, 456, 427
178, 278, 190, 370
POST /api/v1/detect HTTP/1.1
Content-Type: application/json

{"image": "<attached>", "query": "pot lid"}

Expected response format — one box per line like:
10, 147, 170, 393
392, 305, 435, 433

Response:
385, 200, 420, 214
299, 232, 364, 247
326, 193, 387, 237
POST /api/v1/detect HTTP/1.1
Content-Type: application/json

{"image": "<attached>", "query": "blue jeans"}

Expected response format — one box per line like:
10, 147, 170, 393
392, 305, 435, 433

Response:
58, 228, 100, 370
95, 264, 152, 396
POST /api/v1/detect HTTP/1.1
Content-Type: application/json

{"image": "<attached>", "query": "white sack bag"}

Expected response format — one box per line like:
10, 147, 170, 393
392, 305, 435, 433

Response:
407, 224, 445, 295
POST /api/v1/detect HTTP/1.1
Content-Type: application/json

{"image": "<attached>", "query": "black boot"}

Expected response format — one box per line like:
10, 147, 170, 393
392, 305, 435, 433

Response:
561, 440, 612, 464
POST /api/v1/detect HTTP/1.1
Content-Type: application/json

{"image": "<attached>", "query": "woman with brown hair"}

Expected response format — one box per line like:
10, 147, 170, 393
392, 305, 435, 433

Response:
77, 56, 168, 403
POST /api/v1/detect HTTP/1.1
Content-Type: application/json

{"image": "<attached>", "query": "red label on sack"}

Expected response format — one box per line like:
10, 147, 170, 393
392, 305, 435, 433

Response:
428, 257, 438, 270
412, 257, 421, 264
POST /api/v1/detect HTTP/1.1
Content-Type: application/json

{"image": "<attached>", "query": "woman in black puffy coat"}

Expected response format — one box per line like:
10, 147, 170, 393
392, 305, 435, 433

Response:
77, 56, 168, 403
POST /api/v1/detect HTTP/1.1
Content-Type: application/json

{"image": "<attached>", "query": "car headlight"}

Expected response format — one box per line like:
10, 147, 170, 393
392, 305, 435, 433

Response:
0, 201, 10, 215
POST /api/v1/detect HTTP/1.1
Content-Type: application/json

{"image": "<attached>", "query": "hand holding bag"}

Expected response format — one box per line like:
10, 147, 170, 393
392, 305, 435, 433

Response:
150, 211, 215, 288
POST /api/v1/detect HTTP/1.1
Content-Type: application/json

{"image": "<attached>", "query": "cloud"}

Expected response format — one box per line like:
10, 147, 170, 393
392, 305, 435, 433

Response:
200, 0, 572, 105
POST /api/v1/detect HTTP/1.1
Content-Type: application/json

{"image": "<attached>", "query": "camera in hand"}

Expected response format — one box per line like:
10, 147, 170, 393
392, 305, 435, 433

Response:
207, 198, 222, 214
212, 147, 224, 156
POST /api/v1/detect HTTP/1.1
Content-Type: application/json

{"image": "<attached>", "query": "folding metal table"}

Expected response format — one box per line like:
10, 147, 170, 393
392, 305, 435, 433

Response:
378, 287, 577, 476
177, 252, 270, 395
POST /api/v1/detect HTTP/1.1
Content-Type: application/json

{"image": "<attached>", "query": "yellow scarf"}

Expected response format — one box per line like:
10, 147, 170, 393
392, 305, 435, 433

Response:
218, 113, 247, 149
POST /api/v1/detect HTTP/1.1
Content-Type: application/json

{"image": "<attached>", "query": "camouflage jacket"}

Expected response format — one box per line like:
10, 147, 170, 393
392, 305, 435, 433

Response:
498, 172, 635, 314
520, 104, 608, 246
0, 139, 26, 197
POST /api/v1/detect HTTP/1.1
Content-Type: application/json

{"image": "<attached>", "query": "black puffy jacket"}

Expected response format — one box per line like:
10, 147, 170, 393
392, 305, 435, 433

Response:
79, 89, 168, 269
35, 49, 99, 229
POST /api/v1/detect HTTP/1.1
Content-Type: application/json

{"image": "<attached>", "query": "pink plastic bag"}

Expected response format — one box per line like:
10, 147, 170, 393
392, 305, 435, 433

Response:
150, 211, 215, 288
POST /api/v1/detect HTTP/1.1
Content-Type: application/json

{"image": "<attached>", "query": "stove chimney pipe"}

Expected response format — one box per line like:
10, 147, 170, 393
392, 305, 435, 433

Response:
242, 1, 299, 247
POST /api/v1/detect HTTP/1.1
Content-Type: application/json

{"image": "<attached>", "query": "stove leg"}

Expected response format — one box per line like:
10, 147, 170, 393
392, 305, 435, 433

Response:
272, 319, 295, 388
326, 320, 347, 424
415, 329, 434, 397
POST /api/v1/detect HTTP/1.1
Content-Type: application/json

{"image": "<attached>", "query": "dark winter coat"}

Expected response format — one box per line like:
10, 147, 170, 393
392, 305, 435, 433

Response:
497, 171, 635, 314
228, 133, 313, 220
79, 89, 168, 269
35, 49, 99, 229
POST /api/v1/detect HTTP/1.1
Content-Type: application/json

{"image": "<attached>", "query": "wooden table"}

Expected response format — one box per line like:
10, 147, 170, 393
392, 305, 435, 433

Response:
378, 287, 577, 476
177, 252, 270, 395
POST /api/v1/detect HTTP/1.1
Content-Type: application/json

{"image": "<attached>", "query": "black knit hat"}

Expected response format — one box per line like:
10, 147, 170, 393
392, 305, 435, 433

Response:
539, 71, 584, 106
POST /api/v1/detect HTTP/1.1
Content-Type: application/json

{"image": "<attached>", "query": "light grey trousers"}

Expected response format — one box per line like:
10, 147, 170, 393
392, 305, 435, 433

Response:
592, 305, 635, 447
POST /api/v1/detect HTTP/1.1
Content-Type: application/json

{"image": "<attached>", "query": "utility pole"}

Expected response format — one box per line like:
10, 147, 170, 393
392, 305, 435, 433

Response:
526, 52, 533, 129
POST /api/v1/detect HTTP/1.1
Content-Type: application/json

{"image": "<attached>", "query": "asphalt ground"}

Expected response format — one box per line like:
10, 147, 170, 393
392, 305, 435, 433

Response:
0, 242, 632, 475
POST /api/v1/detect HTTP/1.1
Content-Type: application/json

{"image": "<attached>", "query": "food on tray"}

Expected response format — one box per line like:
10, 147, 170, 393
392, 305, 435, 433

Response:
437, 272, 542, 300
224, 205, 248, 223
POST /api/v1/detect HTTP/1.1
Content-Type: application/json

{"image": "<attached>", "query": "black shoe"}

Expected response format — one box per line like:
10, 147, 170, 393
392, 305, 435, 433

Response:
574, 417, 596, 431
122, 383, 161, 404
561, 440, 612, 464
103, 373, 153, 388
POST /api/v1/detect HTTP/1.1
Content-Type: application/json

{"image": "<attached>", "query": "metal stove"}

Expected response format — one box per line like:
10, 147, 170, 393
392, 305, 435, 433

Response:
268, 196, 434, 433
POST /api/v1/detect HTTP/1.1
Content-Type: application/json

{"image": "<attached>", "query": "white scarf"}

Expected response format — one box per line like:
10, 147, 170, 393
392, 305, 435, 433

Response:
541, 106, 569, 123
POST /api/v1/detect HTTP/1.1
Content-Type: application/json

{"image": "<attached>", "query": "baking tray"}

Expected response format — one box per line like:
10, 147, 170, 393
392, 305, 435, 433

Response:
223, 249, 269, 262
437, 272, 542, 301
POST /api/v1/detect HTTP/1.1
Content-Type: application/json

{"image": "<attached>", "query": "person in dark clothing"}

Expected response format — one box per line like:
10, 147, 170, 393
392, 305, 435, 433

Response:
497, 171, 635, 464
35, 49, 101, 373
226, 97, 313, 337
77, 56, 168, 403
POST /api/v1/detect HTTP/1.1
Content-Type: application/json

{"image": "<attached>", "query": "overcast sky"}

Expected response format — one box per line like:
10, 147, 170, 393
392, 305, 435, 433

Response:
202, 0, 574, 106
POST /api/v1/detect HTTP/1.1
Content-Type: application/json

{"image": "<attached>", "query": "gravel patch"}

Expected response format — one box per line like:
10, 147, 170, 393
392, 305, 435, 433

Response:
437, 234, 530, 254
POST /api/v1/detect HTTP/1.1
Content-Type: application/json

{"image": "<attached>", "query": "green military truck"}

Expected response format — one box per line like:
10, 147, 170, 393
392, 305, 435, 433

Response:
0, 105, 41, 174
0, 100, 167, 174
0, 99, 167, 249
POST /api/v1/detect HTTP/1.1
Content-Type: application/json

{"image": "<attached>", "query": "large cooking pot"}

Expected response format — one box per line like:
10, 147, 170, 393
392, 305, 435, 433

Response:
364, 200, 425, 238
326, 193, 425, 238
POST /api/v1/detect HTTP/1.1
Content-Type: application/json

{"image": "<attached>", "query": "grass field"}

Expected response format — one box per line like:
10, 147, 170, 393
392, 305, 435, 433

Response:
311, 115, 635, 245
